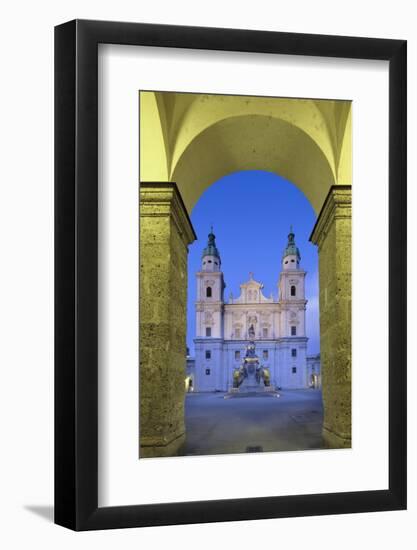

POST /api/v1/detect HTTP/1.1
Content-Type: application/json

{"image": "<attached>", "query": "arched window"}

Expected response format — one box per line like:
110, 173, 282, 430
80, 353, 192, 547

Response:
290, 285, 296, 297
206, 286, 212, 298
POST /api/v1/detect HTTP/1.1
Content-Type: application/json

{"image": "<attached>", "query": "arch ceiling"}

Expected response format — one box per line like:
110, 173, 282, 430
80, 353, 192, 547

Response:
140, 91, 352, 214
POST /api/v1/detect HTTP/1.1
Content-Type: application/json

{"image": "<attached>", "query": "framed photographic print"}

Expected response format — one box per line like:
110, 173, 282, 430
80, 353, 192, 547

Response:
55, 19, 407, 530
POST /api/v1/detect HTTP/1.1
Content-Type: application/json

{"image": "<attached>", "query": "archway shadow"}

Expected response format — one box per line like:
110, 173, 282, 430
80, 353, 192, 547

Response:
24, 505, 54, 523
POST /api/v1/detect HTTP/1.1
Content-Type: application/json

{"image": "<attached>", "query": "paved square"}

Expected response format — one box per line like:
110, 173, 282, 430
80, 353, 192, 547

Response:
183, 390, 324, 456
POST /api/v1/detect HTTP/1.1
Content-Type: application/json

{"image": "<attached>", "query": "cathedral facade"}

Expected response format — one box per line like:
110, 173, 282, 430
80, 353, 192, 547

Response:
192, 228, 317, 392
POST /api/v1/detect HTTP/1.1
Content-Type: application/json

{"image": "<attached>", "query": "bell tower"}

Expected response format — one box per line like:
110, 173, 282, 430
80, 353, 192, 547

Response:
196, 227, 225, 337
196, 227, 225, 306
201, 227, 222, 274
194, 228, 226, 391
278, 227, 308, 388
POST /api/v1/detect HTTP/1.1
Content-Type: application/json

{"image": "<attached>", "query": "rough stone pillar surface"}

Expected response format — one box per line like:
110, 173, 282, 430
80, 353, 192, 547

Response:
139, 183, 196, 457
310, 186, 352, 448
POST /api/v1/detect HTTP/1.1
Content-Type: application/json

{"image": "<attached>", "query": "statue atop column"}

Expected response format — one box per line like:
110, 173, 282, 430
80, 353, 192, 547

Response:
228, 338, 278, 397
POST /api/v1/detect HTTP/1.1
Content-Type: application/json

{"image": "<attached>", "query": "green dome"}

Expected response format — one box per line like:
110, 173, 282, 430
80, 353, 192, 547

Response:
202, 227, 220, 259
282, 226, 301, 261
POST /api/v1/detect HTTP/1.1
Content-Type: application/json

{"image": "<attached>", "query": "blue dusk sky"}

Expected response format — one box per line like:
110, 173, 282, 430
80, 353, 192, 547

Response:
186, 170, 320, 356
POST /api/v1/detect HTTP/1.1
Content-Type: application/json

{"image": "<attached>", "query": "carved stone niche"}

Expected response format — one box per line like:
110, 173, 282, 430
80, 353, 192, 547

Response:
289, 310, 299, 324
233, 323, 243, 339
204, 311, 214, 325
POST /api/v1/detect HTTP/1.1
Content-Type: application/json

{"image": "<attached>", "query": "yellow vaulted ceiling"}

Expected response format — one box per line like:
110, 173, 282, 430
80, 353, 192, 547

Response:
140, 91, 352, 214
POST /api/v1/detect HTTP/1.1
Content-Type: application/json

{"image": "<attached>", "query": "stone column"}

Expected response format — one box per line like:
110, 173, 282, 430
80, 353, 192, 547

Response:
310, 185, 352, 448
139, 182, 196, 457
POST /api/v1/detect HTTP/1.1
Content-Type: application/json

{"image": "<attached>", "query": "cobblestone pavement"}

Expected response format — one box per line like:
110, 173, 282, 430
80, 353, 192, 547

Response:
183, 389, 324, 456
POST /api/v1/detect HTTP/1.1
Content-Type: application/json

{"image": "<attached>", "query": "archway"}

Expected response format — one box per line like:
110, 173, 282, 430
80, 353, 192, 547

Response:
139, 92, 352, 456
172, 114, 336, 214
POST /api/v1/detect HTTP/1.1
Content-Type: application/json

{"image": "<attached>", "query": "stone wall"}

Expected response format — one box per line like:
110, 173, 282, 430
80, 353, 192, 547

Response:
139, 183, 196, 457
310, 186, 352, 448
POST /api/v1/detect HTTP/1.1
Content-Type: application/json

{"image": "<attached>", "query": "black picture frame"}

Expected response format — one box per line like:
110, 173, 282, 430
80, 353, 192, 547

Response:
55, 19, 407, 531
